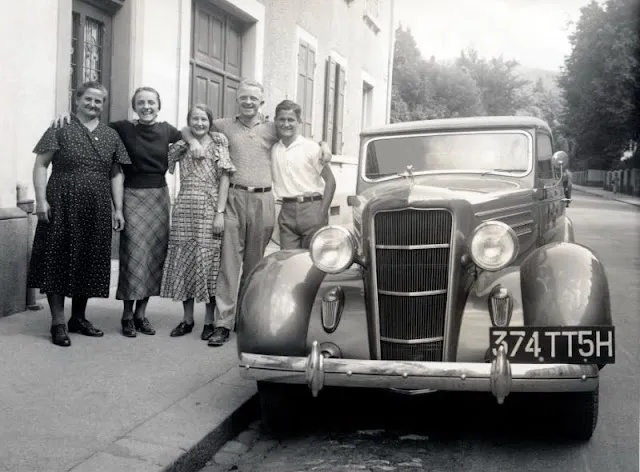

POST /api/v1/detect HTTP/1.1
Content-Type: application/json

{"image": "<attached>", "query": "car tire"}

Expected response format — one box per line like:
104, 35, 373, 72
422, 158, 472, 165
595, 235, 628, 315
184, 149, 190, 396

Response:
556, 388, 599, 440
257, 381, 310, 434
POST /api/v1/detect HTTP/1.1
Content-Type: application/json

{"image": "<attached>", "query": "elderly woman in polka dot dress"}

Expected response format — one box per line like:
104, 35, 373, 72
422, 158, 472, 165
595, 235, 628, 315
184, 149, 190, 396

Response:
29, 81, 131, 347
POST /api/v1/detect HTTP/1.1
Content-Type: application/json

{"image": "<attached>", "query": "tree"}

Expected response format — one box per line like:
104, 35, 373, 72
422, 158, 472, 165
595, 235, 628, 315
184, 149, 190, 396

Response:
558, 0, 639, 169
456, 48, 530, 116
517, 78, 569, 152
391, 27, 485, 122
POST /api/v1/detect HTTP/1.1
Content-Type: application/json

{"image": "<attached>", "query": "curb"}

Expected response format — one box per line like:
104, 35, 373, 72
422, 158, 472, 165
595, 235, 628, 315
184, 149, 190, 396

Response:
164, 394, 259, 472
573, 186, 640, 208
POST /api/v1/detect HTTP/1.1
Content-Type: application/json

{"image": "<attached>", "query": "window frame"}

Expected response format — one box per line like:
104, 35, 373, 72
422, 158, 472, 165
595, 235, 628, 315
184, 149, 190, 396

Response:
535, 131, 555, 182
70, 0, 115, 122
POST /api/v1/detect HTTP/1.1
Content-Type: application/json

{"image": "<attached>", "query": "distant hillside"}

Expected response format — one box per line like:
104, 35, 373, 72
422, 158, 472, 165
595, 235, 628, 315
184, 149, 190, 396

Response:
515, 65, 561, 93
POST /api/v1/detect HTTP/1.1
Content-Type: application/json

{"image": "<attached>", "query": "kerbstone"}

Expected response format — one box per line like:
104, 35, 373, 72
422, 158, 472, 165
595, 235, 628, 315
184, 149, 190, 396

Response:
68, 452, 157, 472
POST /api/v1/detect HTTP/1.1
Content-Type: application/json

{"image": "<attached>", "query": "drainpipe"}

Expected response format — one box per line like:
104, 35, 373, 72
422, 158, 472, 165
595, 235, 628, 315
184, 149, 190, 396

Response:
385, 0, 396, 124
16, 183, 43, 311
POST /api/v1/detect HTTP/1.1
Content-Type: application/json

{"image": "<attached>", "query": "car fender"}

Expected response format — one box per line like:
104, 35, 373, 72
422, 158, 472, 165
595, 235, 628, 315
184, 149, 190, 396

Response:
457, 267, 524, 362
520, 242, 612, 326
236, 250, 326, 356
563, 214, 575, 242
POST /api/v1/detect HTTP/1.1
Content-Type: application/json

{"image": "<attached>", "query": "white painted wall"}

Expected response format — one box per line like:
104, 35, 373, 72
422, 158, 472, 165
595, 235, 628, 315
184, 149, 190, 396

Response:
1, 1, 61, 206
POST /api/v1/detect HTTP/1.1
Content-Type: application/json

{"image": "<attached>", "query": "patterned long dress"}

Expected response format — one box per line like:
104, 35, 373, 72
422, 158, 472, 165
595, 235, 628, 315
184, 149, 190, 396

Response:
28, 118, 131, 298
160, 133, 235, 303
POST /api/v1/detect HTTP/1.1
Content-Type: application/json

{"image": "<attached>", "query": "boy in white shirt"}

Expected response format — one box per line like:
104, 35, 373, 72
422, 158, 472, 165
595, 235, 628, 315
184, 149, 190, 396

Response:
271, 100, 336, 249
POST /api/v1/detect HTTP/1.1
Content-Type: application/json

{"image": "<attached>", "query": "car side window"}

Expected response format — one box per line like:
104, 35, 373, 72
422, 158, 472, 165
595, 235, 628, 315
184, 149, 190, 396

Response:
536, 133, 554, 180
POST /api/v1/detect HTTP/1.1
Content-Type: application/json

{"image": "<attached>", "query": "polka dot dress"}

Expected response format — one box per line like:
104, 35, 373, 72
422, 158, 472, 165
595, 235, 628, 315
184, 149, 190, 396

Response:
27, 117, 131, 298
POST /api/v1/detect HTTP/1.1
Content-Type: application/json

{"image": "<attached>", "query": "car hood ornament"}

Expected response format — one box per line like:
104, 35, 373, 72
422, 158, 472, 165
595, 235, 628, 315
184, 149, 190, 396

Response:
400, 164, 415, 188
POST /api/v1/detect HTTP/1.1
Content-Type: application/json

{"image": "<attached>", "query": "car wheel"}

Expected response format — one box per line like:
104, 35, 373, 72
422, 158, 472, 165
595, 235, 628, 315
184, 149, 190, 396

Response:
257, 381, 310, 434
556, 388, 599, 440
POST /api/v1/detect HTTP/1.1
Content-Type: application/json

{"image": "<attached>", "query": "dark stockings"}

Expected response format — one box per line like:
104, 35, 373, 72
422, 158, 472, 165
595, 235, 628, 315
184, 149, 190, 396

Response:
47, 295, 88, 326
122, 298, 150, 321
47, 294, 65, 326
71, 296, 88, 320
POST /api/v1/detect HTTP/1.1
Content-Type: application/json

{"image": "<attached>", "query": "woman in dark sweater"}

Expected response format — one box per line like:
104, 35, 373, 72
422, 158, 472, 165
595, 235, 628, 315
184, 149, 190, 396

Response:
111, 87, 183, 336
54, 86, 182, 337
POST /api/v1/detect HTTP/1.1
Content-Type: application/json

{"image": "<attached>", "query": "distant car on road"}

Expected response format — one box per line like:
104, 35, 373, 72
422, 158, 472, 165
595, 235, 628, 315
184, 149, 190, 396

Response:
236, 116, 615, 440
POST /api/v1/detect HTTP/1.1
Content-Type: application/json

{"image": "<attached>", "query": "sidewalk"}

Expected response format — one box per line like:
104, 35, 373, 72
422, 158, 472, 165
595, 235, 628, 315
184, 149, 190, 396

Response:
0, 243, 281, 472
573, 184, 640, 207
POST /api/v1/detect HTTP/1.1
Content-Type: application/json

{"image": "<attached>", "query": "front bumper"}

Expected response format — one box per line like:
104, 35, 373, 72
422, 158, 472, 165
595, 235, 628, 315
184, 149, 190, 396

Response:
239, 342, 599, 404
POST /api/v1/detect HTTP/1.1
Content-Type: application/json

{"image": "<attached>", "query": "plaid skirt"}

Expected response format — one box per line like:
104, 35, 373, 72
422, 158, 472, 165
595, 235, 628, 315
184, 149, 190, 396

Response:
116, 186, 170, 300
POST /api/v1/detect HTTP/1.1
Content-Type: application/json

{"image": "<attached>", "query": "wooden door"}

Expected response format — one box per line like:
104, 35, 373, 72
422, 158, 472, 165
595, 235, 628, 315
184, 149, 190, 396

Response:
191, 1, 244, 119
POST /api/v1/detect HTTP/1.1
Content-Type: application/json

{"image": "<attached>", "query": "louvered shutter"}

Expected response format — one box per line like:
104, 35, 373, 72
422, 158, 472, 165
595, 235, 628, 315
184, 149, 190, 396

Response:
332, 64, 346, 154
323, 57, 337, 145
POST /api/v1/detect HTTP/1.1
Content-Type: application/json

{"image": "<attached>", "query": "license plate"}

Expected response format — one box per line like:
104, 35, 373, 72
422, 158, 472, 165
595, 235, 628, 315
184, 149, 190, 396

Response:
489, 326, 615, 364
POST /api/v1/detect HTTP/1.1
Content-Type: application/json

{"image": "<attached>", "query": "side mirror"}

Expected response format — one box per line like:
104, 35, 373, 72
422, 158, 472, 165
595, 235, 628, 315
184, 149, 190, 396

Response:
552, 150, 569, 169
347, 195, 358, 207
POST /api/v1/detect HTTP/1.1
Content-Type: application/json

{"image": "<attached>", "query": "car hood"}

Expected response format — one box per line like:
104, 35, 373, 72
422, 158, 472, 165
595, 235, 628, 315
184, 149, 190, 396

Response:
351, 174, 532, 227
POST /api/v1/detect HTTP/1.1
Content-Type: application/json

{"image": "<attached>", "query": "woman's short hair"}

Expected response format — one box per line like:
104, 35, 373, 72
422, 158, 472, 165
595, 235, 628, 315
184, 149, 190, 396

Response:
131, 86, 162, 110
275, 100, 302, 121
187, 103, 215, 129
75, 81, 108, 101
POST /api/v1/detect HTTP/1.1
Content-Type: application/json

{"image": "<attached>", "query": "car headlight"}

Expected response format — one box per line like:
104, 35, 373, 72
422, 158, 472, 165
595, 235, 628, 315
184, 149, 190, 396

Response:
309, 225, 357, 274
469, 221, 519, 271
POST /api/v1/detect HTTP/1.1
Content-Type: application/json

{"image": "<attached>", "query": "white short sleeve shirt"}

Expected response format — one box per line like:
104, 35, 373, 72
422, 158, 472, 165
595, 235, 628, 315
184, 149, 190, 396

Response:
271, 135, 325, 198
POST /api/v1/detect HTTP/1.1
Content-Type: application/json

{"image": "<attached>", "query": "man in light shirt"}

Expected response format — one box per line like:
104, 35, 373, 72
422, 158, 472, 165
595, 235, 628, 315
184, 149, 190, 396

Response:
271, 100, 336, 249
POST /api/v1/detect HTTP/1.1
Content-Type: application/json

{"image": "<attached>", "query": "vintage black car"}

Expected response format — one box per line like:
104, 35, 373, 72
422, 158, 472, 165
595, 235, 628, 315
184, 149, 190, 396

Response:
236, 116, 615, 440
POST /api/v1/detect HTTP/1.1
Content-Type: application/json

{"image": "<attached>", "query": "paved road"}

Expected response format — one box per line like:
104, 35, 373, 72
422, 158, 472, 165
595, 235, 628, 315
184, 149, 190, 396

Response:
203, 192, 640, 472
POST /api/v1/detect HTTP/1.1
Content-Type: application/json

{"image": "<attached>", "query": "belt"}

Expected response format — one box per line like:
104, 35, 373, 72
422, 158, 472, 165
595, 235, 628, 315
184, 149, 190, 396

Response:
230, 183, 272, 193
281, 194, 323, 203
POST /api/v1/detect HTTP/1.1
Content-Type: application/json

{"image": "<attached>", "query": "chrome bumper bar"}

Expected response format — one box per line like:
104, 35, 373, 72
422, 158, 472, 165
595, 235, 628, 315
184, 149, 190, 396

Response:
239, 342, 599, 404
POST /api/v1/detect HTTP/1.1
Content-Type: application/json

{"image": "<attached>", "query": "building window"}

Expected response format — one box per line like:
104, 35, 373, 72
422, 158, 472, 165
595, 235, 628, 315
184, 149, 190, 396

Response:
536, 132, 554, 180
323, 58, 346, 154
70, 0, 114, 120
190, 1, 246, 119
363, 0, 381, 33
297, 39, 316, 138
361, 81, 373, 131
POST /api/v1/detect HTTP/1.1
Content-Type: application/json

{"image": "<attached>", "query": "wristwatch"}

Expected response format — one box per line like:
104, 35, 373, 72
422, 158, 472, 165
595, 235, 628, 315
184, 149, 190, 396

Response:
216, 210, 225, 214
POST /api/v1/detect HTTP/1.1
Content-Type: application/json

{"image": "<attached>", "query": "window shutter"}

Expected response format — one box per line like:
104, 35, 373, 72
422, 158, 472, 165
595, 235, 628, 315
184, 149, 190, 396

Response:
304, 44, 315, 137
296, 41, 308, 107
297, 41, 315, 137
323, 57, 337, 145
332, 64, 346, 154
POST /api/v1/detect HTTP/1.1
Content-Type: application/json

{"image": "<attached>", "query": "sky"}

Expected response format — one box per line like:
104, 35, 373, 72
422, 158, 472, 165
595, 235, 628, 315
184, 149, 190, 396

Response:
394, 0, 599, 71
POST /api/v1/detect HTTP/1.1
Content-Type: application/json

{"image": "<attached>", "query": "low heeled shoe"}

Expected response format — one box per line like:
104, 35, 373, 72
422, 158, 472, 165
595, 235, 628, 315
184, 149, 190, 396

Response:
68, 317, 104, 337
201, 324, 215, 340
51, 324, 71, 347
134, 317, 156, 335
170, 321, 194, 337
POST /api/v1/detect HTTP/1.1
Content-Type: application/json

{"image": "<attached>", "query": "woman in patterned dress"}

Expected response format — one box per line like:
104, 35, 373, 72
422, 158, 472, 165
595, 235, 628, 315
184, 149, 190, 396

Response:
54, 86, 183, 338
29, 81, 131, 347
161, 104, 235, 340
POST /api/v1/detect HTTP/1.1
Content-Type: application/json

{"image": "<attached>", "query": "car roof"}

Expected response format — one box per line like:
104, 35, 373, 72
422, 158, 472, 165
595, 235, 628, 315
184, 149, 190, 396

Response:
361, 116, 551, 137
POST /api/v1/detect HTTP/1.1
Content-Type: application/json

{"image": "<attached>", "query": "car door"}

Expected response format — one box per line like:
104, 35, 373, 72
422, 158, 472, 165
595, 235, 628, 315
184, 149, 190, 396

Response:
534, 131, 564, 245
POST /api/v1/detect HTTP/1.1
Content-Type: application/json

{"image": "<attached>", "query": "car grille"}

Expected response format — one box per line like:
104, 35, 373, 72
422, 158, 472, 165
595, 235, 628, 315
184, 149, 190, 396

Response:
373, 209, 453, 361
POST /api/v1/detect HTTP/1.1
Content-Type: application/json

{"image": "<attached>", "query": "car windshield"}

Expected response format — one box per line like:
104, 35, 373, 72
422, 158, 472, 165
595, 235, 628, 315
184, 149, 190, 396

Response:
364, 131, 531, 179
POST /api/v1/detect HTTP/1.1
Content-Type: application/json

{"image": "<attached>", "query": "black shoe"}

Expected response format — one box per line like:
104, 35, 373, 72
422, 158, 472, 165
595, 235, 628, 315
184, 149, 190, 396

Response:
201, 324, 215, 340
68, 317, 104, 337
51, 324, 71, 347
134, 317, 156, 335
170, 321, 194, 337
208, 327, 230, 346
121, 319, 137, 337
